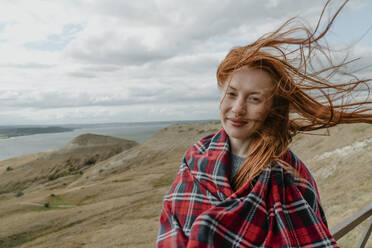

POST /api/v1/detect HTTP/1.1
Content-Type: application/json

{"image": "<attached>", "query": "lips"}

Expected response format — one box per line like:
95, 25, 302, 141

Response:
227, 118, 247, 127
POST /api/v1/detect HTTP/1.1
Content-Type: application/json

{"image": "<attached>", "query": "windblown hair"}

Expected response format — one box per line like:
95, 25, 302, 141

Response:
217, 0, 372, 190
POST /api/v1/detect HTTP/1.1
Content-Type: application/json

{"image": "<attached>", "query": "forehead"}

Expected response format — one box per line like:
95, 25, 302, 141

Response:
225, 68, 273, 93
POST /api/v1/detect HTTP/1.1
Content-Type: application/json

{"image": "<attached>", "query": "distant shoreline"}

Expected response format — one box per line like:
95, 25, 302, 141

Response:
0, 127, 74, 139
0, 121, 203, 161
0, 120, 218, 139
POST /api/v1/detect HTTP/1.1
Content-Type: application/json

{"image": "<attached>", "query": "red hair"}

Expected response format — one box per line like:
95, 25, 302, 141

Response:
217, 0, 372, 190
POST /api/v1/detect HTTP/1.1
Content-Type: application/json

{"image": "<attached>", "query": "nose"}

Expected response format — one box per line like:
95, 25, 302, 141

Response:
231, 98, 246, 116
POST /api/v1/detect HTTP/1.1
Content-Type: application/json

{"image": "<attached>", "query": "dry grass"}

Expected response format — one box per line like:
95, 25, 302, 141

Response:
0, 121, 370, 247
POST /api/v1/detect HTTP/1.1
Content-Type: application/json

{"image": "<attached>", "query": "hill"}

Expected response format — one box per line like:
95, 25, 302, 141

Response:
0, 122, 371, 247
0, 133, 138, 195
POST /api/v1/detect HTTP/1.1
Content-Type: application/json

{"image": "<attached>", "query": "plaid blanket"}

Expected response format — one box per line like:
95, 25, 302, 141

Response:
157, 129, 338, 248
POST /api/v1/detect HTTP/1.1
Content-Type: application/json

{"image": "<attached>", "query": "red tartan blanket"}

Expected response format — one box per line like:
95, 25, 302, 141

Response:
157, 129, 338, 248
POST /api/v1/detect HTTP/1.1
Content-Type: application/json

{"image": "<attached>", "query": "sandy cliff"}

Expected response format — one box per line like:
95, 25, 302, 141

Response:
0, 121, 371, 247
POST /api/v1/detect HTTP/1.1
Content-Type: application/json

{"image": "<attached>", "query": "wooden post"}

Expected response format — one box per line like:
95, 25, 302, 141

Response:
355, 216, 372, 248
330, 202, 372, 241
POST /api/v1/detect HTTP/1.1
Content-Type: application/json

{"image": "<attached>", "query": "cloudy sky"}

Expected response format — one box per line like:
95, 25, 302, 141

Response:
0, 0, 371, 125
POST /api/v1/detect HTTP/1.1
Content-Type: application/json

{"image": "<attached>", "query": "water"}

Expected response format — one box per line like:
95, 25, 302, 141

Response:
0, 121, 177, 161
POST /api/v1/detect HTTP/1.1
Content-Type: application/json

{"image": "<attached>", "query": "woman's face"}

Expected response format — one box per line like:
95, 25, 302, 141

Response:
220, 67, 273, 142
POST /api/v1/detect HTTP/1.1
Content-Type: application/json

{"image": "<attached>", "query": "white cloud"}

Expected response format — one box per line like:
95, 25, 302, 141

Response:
0, 0, 370, 124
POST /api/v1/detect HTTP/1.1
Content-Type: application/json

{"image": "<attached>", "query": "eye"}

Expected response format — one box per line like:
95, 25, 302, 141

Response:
248, 96, 261, 103
226, 91, 236, 97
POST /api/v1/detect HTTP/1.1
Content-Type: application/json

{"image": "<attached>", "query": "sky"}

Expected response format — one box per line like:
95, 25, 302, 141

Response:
0, 0, 371, 125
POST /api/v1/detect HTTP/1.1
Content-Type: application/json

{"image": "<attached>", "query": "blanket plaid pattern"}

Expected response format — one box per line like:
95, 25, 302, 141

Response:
157, 129, 338, 248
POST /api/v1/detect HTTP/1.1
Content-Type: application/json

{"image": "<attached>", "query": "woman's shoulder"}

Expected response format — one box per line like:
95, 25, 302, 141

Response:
280, 149, 315, 183
185, 128, 228, 157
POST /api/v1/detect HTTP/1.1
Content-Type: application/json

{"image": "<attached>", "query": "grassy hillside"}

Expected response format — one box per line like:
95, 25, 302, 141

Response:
0, 122, 370, 247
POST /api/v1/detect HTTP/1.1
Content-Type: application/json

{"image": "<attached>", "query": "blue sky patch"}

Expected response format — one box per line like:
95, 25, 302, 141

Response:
0, 22, 7, 32
23, 23, 83, 51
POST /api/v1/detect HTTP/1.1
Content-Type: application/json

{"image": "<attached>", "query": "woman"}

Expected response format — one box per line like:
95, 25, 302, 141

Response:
157, 1, 371, 247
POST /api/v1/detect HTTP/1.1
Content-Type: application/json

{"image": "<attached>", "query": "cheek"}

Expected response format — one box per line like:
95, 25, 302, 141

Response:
251, 105, 272, 120
260, 106, 272, 120
219, 98, 229, 114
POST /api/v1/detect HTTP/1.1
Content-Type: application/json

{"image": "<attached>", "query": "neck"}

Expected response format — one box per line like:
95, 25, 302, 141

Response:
229, 136, 251, 157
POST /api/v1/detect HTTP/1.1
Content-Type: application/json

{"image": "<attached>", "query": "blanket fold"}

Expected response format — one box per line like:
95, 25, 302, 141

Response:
157, 129, 338, 248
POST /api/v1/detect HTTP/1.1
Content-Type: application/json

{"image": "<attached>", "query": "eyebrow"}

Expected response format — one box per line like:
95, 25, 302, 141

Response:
227, 85, 264, 94
227, 85, 238, 91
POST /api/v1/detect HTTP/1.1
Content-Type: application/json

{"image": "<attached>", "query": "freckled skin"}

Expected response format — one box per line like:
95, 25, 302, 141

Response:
219, 68, 273, 156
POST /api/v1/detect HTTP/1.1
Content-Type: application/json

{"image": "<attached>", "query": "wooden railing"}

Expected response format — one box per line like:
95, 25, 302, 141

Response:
330, 202, 372, 248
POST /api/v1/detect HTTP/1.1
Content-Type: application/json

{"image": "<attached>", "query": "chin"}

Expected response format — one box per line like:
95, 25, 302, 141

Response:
224, 126, 253, 141
228, 131, 252, 141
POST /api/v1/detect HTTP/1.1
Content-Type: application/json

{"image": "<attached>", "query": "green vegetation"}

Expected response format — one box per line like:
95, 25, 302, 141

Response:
0, 232, 34, 248
48, 155, 100, 181
6, 166, 13, 172
0, 215, 88, 247
15, 190, 24, 197
48, 171, 69, 181
84, 156, 98, 165
0, 224, 55, 247
32, 195, 74, 212
48, 168, 84, 181
0, 193, 9, 200
49, 195, 69, 206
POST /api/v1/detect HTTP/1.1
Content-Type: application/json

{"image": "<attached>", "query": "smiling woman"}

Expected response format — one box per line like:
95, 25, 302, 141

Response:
220, 68, 274, 156
157, 0, 372, 247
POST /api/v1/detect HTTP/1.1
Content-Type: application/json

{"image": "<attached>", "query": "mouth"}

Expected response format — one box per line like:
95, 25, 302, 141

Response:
227, 118, 247, 127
